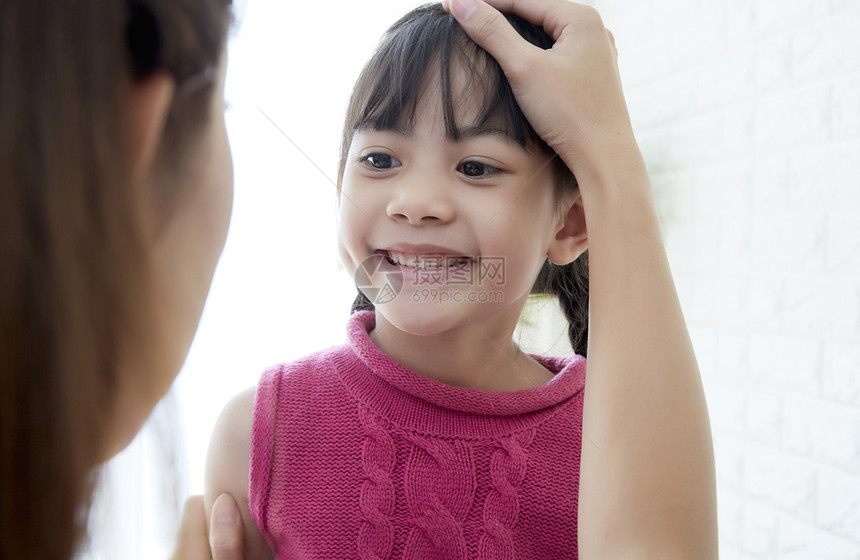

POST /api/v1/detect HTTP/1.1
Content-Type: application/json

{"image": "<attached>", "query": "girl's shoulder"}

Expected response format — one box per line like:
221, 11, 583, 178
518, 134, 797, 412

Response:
258, 342, 354, 388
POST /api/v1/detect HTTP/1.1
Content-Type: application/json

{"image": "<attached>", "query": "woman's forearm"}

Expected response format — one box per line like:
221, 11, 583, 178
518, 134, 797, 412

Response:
572, 141, 718, 559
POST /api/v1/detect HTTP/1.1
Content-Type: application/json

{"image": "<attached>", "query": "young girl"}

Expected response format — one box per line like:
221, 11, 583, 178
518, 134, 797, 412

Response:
204, 1, 717, 559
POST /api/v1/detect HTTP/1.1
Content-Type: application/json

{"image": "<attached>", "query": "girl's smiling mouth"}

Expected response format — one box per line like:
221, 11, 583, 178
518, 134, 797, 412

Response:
376, 247, 473, 269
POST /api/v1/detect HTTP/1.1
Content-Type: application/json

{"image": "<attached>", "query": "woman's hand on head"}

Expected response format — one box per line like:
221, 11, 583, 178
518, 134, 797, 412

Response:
444, 0, 636, 175
171, 494, 244, 560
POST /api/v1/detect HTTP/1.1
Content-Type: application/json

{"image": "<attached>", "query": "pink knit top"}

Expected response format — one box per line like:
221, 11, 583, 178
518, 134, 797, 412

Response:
249, 311, 586, 559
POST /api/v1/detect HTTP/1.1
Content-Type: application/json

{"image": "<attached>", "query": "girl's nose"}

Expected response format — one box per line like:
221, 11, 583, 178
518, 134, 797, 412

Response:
385, 176, 455, 225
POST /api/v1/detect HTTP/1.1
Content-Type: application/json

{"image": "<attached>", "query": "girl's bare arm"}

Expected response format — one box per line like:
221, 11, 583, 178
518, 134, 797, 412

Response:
204, 388, 275, 560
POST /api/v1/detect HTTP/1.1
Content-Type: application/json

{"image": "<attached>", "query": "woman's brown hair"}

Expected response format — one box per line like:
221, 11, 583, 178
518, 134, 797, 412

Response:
0, 0, 230, 557
342, 4, 590, 356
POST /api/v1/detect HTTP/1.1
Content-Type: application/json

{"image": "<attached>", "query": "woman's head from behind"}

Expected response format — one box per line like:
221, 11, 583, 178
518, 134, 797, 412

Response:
0, 0, 232, 556
337, 3, 589, 352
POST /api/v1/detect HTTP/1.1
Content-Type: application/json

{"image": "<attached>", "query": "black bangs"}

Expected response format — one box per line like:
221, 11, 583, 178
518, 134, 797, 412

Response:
339, 3, 557, 182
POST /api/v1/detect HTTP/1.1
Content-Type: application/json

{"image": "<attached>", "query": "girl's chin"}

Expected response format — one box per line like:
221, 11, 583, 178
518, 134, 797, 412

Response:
375, 302, 467, 337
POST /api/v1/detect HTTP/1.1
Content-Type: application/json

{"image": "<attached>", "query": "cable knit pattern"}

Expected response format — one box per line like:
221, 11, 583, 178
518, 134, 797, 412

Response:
249, 311, 587, 559
479, 428, 536, 559
358, 407, 396, 560
401, 432, 475, 560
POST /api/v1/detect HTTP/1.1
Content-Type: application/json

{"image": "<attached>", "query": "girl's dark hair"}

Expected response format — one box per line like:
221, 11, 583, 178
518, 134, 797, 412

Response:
0, 0, 231, 557
341, 3, 590, 357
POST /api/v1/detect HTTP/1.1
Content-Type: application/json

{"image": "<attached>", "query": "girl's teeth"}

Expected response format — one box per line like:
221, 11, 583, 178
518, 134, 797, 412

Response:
386, 252, 469, 268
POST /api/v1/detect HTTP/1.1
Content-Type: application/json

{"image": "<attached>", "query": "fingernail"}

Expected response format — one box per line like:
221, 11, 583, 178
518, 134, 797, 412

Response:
213, 494, 238, 524
441, 0, 450, 12
450, 0, 478, 21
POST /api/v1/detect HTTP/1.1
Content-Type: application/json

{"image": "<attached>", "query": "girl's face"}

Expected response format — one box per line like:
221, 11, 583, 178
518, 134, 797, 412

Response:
338, 82, 567, 338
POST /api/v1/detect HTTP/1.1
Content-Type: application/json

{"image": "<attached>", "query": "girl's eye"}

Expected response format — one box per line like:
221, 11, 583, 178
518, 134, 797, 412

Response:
458, 160, 500, 178
360, 153, 401, 170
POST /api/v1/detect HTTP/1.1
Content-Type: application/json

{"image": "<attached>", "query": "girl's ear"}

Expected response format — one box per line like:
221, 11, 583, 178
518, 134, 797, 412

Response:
124, 72, 175, 180
547, 191, 588, 265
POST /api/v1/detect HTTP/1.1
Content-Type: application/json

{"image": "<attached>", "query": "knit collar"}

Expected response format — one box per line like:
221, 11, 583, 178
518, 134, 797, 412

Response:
337, 311, 586, 438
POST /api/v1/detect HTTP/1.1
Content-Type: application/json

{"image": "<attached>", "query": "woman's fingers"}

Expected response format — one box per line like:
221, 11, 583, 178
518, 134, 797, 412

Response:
444, 0, 541, 74
171, 496, 213, 560
447, 0, 601, 43
170, 494, 244, 560
209, 494, 244, 560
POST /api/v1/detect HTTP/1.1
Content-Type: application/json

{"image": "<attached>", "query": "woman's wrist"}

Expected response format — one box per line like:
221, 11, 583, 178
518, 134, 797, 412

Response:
558, 130, 651, 203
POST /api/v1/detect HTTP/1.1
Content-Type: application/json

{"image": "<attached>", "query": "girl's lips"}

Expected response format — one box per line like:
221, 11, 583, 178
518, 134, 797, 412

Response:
379, 243, 468, 256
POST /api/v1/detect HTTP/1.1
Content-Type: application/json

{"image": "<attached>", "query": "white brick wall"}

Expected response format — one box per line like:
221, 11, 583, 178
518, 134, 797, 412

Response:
587, 0, 860, 557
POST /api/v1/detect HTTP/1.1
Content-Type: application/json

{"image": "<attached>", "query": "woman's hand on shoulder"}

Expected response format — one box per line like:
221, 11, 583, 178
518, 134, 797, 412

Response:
445, 0, 640, 184
171, 494, 245, 560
